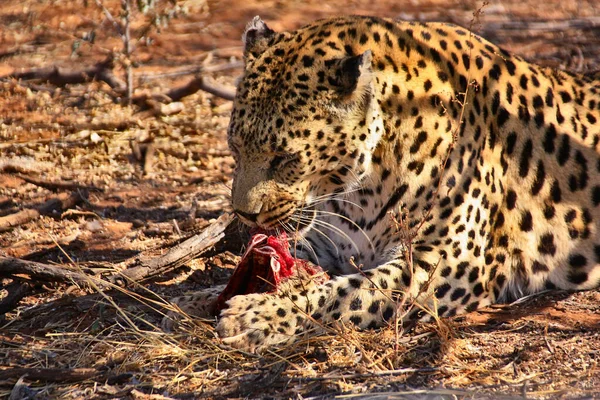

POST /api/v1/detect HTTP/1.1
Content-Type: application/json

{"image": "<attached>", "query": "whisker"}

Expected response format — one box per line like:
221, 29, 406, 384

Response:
309, 186, 361, 203
300, 209, 375, 253
309, 196, 365, 211
289, 216, 340, 256
292, 213, 361, 254
280, 219, 321, 264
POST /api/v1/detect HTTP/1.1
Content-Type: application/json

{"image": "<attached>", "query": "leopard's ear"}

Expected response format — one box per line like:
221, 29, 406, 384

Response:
331, 50, 374, 112
243, 16, 275, 58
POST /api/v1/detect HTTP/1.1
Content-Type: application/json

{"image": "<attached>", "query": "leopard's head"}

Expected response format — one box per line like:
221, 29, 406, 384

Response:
228, 17, 384, 231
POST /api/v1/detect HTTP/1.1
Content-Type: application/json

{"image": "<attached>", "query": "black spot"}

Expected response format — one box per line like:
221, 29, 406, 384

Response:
544, 204, 556, 219
506, 190, 517, 210
348, 278, 362, 288
545, 88, 554, 107
519, 139, 533, 177
368, 300, 381, 314
564, 208, 577, 223
559, 91, 572, 103
568, 254, 587, 268
566, 270, 588, 284
465, 301, 480, 312
435, 283, 452, 299
302, 55, 314, 68
276, 308, 287, 317
450, 287, 467, 301
349, 297, 363, 311
472, 283, 484, 297
410, 131, 428, 153
557, 134, 571, 166
592, 186, 600, 206
519, 74, 528, 89
531, 161, 546, 195
505, 59, 516, 75
538, 233, 557, 255
534, 111, 545, 128
475, 56, 483, 69
551, 180, 562, 203
543, 124, 557, 153
532, 261, 549, 273
591, 246, 600, 268
468, 267, 480, 283
382, 306, 394, 321
506, 132, 517, 155
497, 107, 510, 127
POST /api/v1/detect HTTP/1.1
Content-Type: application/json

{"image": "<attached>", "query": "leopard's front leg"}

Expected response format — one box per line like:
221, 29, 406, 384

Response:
161, 285, 224, 331
216, 261, 416, 352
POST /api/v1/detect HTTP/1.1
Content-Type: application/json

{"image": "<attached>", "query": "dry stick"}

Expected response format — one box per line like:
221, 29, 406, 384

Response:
111, 213, 234, 284
13, 174, 104, 193
0, 282, 33, 314
137, 60, 243, 82
481, 17, 600, 32
2, 57, 126, 92
0, 367, 104, 383
0, 191, 87, 232
165, 76, 236, 102
0, 257, 111, 290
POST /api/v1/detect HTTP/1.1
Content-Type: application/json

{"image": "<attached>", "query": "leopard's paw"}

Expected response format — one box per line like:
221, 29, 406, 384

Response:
161, 286, 222, 331
216, 292, 303, 352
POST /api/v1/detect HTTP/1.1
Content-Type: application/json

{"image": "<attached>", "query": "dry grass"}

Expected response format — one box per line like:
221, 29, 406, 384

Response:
3, 282, 599, 398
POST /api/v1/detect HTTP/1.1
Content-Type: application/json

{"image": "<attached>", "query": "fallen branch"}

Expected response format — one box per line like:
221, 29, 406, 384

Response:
165, 76, 236, 102
0, 191, 87, 232
481, 17, 600, 33
2, 57, 126, 92
0, 214, 237, 314
112, 213, 234, 284
0, 209, 38, 232
137, 60, 243, 82
0, 282, 34, 315
0, 257, 111, 290
0, 157, 53, 174
0, 367, 103, 383
13, 174, 104, 193
133, 75, 236, 112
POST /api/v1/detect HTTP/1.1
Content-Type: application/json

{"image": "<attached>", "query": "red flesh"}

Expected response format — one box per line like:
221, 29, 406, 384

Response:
215, 232, 326, 313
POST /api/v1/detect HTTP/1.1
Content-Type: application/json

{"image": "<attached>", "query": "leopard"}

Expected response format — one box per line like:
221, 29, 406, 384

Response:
164, 15, 600, 352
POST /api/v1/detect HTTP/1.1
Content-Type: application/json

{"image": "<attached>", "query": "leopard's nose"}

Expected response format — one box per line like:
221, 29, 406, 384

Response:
236, 210, 259, 224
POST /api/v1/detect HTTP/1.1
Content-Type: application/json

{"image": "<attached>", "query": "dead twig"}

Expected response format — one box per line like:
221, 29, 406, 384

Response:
111, 213, 234, 284
481, 17, 600, 33
165, 76, 236, 102
0, 191, 87, 232
2, 57, 126, 92
0, 282, 35, 315
0, 257, 111, 290
0, 367, 104, 383
13, 173, 104, 193
137, 61, 243, 82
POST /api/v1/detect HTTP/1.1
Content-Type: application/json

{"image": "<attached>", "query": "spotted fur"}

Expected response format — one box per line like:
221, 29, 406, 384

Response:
166, 15, 600, 351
